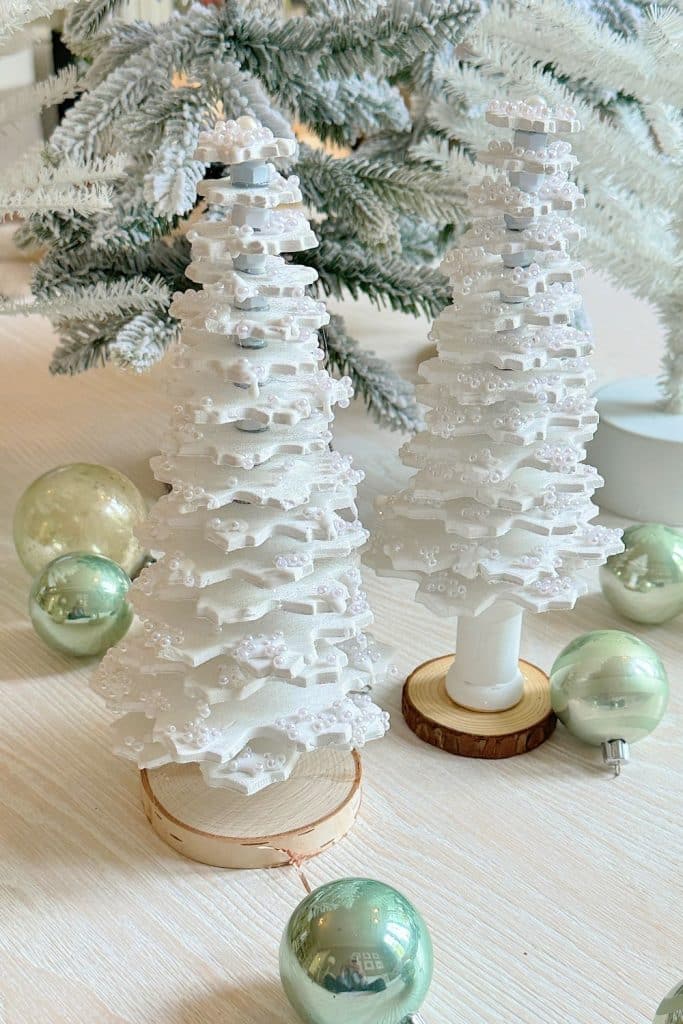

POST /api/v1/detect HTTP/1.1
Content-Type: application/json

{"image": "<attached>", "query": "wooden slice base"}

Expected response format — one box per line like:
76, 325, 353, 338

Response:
140, 748, 362, 869
403, 655, 556, 758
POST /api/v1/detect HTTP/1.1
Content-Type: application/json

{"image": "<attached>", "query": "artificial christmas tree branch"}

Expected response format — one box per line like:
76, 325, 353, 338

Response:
425, 0, 683, 409
322, 314, 421, 433
21, 0, 479, 428
298, 232, 452, 319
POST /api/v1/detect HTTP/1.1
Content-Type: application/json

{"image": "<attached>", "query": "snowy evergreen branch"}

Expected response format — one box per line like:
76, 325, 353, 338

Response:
276, 71, 410, 147
50, 307, 179, 374
0, 67, 80, 127
83, 20, 159, 86
297, 229, 451, 319
322, 314, 421, 432
63, 0, 125, 54
425, 0, 683, 409
0, 182, 114, 215
1, 149, 124, 216
297, 146, 464, 252
108, 311, 178, 371
0, 0, 70, 46
23, 0, 482, 429
1, 276, 170, 322
315, 0, 481, 79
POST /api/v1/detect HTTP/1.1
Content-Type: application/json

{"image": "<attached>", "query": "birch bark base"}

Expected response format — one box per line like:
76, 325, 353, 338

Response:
140, 748, 362, 868
403, 655, 556, 758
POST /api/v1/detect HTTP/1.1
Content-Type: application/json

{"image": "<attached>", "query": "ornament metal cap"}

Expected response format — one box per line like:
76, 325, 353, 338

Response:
601, 738, 631, 776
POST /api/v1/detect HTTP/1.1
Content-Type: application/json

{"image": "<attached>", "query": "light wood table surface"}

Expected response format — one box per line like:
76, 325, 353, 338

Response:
1, 237, 680, 1024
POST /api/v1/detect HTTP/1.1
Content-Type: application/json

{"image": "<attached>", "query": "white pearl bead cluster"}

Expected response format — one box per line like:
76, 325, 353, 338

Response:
487, 98, 579, 129
224, 748, 287, 778
198, 118, 275, 150
272, 693, 389, 749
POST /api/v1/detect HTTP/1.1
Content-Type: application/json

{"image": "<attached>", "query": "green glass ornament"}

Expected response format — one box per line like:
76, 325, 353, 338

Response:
600, 524, 683, 625
279, 878, 433, 1024
29, 552, 133, 657
653, 981, 683, 1023
14, 462, 147, 578
550, 630, 668, 774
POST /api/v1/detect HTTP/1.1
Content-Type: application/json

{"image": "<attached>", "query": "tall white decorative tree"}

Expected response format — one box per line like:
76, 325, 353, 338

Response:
369, 98, 623, 713
94, 116, 390, 795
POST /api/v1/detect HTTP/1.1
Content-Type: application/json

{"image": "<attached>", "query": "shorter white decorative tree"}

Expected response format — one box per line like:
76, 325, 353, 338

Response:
368, 98, 623, 713
94, 116, 390, 795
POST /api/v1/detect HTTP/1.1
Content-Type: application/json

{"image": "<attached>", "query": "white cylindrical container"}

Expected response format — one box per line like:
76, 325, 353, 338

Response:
588, 377, 683, 526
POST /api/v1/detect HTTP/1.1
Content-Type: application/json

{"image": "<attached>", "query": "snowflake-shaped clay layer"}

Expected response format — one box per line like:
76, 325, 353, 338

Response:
92, 116, 390, 794
367, 98, 623, 619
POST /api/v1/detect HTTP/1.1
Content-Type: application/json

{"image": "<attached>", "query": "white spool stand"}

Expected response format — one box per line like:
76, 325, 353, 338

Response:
446, 604, 524, 711
588, 377, 683, 525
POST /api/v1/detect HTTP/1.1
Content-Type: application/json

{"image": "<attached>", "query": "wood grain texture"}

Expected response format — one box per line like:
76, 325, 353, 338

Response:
140, 751, 362, 869
0, 231, 680, 1024
403, 656, 556, 758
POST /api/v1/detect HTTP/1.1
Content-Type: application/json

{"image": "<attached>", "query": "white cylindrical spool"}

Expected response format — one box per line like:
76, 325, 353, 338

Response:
588, 377, 683, 526
446, 602, 524, 711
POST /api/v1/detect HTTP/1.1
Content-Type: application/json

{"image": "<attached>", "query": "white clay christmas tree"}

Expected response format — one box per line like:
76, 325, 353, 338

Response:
94, 116, 390, 795
369, 98, 623, 714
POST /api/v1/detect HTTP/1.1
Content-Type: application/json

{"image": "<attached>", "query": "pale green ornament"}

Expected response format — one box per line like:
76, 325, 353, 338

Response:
30, 552, 133, 657
14, 462, 147, 578
279, 878, 433, 1024
550, 630, 668, 774
654, 981, 683, 1023
600, 524, 683, 625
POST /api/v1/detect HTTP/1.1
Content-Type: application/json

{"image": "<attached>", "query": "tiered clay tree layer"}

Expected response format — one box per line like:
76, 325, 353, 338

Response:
94, 117, 390, 797
369, 99, 622, 749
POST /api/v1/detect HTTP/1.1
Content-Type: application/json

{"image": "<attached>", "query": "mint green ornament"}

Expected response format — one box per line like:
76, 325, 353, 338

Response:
654, 981, 683, 1023
600, 524, 683, 624
30, 552, 133, 657
550, 630, 668, 774
279, 878, 433, 1024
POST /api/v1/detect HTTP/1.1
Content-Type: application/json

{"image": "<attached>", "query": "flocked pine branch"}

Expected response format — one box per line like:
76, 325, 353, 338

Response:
63, 0, 125, 54
24, 0, 479, 429
322, 314, 421, 432
0, 0, 71, 45
0, 181, 115, 215
0, 66, 80, 128
49, 308, 178, 373
277, 70, 411, 147
296, 228, 452, 318
1, 149, 125, 217
422, 0, 683, 409
297, 144, 467, 251
0, 0, 125, 221
1, 276, 169, 321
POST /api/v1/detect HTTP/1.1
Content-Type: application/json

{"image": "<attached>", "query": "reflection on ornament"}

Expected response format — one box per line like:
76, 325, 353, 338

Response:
14, 462, 147, 577
653, 980, 683, 1023
550, 630, 668, 774
600, 524, 683, 625
280, 878, 433, 1024
30, 553, 133, 657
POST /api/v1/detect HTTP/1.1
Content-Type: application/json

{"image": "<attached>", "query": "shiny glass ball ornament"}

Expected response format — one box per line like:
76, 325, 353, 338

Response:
14, 463, 147, 577
600, 523, 683, 625
550, 630, 668, 774
653, 980, 683, 1023
29, 552, 133, 657
279, 878, 433, 1024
